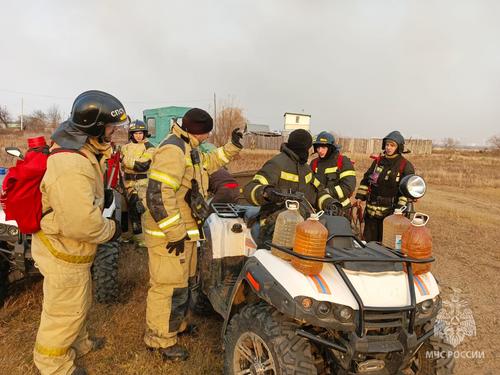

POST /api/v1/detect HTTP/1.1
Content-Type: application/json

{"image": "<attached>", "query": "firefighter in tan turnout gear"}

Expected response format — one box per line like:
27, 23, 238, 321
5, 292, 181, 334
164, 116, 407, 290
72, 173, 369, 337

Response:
143, 108, 243, 361
32, 90, 127, 375
120, 120, 154, 246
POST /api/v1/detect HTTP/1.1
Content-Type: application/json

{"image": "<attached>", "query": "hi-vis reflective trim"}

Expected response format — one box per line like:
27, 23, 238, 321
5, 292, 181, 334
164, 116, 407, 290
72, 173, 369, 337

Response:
398, 196, 408, 205
318, 194, 331, 209
280, 171, 299, 182
358, 185, 368, 191
305, 173, 313, 184
313, 178, 321, 188
185, 156, 193, 166
366, 204, 391, 217
158, 213, 181, 229
143, 152, 153, 159
187, 228, 200, 240
250, 185, 261, 205
325, 167, 338, 174
217, 147, 230, 163
37, 231, 94, 264
145, 229, 166, 237
35, 342, 69, 357
340, 197, 351, 207
149, 170, 180, 190
339, 170, 356, 179
254, 174, 269, 185
334, 185, 345, 199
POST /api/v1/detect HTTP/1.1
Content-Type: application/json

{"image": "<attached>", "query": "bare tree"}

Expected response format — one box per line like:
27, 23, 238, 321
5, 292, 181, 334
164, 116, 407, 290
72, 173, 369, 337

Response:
442, 137, 459, 149
46, 105, 62, 128
23, 109, 48, 131
488, 134, 500, 150
0, 105, 12, 128
209, 104, 247, 147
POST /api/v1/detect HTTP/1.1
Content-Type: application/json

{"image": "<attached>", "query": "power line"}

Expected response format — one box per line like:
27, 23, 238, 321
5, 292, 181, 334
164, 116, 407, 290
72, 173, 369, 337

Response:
0, 88, 212, 106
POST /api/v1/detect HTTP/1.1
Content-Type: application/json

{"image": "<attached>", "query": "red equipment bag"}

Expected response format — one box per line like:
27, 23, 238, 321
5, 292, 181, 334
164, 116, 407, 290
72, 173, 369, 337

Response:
0, 137, 86, 234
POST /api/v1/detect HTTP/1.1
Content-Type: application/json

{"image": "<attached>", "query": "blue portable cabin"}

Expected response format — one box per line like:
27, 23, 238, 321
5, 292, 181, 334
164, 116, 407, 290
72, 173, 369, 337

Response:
142, 106, 191, 146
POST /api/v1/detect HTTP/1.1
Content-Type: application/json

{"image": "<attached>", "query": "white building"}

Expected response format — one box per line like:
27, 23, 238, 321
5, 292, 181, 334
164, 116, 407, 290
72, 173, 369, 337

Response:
283, 112, 311, 131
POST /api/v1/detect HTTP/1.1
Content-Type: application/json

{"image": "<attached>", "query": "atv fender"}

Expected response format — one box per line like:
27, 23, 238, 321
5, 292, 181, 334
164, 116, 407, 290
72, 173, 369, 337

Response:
221, 256, 297, 337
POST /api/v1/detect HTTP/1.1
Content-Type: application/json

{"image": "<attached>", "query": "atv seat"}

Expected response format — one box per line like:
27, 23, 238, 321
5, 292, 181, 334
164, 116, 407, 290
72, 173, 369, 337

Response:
320, 215, 355, 251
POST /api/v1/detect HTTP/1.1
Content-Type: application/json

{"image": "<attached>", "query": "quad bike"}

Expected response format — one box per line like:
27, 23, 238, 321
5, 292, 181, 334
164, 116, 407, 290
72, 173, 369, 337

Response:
193, 175, 455, 375
0, 145, 123, 306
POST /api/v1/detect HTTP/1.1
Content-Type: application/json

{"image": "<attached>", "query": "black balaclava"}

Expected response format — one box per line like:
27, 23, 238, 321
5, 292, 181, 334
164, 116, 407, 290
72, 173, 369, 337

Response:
287, 129, 312, 164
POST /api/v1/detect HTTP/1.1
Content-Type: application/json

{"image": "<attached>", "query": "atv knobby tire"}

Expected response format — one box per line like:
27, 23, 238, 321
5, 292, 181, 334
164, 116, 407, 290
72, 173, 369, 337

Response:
413, 336, 455, 375
224, 303, 317, 375
92, 241, 120, 304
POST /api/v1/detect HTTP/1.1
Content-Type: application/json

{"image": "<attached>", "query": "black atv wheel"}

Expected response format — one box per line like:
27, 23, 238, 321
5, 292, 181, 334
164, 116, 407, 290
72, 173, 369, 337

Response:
224, 303, 318, 375
92, 241, 120, 304
0, 251, 10, 307
412, 336, 455, 375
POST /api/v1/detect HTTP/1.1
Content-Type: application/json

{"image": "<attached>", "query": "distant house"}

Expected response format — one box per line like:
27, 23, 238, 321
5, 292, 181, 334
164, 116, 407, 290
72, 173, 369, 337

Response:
283, 112, 311, 131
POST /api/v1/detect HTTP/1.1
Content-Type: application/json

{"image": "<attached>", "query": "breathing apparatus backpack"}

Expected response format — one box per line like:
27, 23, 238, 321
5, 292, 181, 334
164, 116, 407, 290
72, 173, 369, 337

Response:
0, 137, 87, 234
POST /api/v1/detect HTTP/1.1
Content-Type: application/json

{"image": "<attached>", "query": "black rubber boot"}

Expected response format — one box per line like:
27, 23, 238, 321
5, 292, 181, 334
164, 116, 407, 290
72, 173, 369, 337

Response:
158, 344, 189, 361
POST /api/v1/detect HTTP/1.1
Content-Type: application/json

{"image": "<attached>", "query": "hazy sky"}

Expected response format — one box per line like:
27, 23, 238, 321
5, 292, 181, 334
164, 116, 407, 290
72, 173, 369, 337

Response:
1, 0, 499, 145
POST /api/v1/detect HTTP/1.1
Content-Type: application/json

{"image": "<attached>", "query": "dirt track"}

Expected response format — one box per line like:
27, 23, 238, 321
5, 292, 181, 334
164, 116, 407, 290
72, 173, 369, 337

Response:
0, 183, 499, 374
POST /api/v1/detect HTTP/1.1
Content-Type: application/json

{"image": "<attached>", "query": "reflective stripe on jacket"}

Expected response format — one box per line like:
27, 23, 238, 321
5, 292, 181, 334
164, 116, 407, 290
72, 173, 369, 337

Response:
243, 144, 333, 217
310, 153, 356, 208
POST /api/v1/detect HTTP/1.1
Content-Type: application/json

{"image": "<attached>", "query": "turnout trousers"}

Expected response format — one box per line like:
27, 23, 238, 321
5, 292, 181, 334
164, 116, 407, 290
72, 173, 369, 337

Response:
144, 241, 197, 348
32, 234, 94, 375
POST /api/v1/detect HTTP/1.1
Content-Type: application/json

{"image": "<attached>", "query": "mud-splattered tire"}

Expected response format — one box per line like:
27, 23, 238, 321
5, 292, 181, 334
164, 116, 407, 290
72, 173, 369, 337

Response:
414, 336, 455, 375
0, 251, 10, 307
224, 303, 317, 375
92, 241, 120, 304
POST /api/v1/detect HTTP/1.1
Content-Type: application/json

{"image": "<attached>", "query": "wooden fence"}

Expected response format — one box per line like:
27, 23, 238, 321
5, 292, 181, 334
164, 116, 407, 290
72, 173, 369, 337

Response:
242, 133, 432, 155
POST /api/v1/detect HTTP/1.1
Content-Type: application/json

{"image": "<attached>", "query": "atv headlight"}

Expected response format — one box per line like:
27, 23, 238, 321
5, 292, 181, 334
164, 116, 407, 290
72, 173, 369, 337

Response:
399, 174, 426, 199
334, 305, 354, 323
417, 296, 441, 317
7, 225, 19, 237
0, 224, 7, 234
317, 301, 331, 317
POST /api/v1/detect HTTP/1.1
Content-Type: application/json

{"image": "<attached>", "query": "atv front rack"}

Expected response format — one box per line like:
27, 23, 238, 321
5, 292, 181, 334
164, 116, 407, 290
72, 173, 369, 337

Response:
210, 203, 245, 218
267, 235, 435, 337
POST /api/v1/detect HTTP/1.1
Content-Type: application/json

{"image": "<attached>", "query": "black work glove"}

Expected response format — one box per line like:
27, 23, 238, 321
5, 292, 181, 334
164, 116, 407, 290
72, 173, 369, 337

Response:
166, 234, 189, 256
262, 186, 283, 204
133, 160, 151, 172
324, 199, 343, 216
109, 218, 122, 242
231, 127, 244, 149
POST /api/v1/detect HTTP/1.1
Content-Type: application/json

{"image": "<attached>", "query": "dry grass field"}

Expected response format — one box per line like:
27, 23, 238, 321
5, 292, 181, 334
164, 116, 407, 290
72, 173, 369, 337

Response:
1, 141, 499, 374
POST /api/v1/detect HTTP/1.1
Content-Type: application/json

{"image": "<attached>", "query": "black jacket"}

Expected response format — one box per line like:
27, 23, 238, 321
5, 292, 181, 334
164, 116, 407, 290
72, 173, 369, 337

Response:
310, 152, 356, 208
244, 144, 333, 216
356, 154, 415, 218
